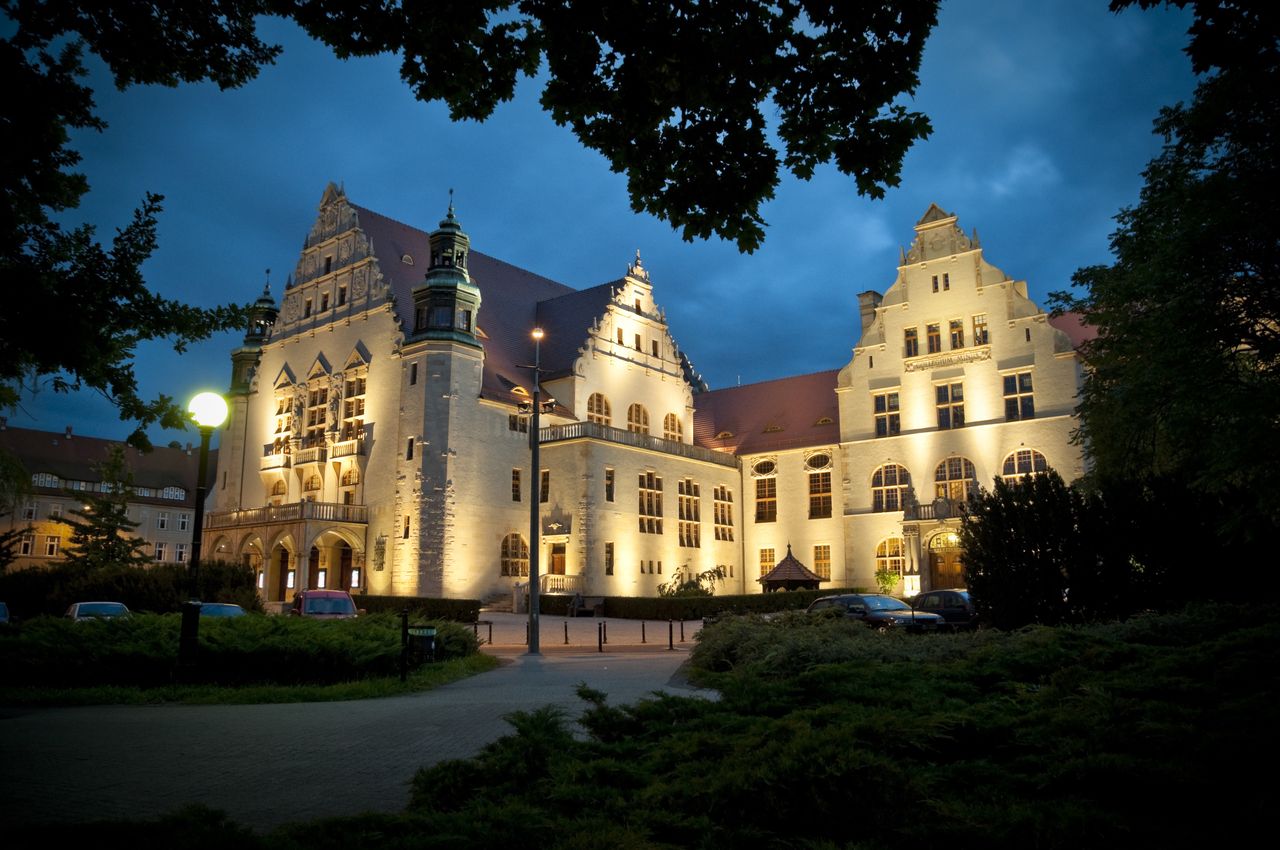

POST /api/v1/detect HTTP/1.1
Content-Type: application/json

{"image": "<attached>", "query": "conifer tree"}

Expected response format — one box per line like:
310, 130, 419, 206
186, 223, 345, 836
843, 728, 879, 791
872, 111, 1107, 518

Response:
62, 445, 152, 571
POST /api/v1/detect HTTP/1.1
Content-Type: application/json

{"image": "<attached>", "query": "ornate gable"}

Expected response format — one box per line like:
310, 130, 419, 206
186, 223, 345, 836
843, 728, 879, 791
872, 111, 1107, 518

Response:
904, 204, 980, 263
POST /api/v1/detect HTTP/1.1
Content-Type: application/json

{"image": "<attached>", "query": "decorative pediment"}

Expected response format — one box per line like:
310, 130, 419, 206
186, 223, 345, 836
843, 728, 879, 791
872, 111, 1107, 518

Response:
273, 364, 296, 388
344, 343, 371, 370
308, 354, 332, 379
905, 204, 977, 263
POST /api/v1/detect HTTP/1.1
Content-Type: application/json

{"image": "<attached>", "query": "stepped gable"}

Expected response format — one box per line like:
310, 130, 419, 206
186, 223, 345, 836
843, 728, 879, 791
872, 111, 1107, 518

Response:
351, 204, 578, 405
694, 369, 840, 455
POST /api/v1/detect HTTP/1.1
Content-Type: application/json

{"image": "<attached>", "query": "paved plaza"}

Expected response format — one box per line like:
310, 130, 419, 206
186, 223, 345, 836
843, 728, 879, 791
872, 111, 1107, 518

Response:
0, 614, 710, 833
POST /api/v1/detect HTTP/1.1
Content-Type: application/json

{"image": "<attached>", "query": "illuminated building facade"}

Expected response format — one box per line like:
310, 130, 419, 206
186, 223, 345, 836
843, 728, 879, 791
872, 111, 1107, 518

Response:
205, 188, 1085, 603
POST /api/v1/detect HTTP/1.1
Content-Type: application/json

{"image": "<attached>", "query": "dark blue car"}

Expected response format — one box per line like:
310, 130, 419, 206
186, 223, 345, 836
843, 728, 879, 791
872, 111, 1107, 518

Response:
806, 593, 945, 633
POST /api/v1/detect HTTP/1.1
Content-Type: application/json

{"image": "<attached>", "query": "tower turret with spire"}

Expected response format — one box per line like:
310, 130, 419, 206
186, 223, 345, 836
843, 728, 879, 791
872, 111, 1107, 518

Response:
409, 194, 482, 347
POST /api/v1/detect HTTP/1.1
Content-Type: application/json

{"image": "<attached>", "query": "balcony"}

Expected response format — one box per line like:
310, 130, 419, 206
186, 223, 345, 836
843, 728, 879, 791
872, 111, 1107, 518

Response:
539, 421, 740, 469
260, 446, 291, 471
204, 501, 368, 530
330, 438, 366, 459
903, 498, 968, 522
540, 573, 585, 595
294, 445, 327, 465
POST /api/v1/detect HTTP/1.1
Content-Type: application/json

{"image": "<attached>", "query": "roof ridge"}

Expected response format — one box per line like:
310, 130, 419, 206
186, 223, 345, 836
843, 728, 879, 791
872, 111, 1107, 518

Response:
704, 368, 840, 394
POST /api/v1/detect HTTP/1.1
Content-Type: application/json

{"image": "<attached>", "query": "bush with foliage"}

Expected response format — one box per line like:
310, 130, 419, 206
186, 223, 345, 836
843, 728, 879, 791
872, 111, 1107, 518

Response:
540, 586, 864, 620
355, 594, 480, 622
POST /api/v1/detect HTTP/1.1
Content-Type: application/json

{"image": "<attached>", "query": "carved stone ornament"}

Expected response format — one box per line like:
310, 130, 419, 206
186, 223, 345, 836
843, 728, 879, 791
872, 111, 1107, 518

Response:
353, 267, 368, 298
904, 347, 991, 372
283, 294, 300, 322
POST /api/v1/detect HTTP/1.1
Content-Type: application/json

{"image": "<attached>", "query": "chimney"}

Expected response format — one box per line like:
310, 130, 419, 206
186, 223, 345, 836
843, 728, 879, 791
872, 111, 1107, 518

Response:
857, 291, 883, 337
65, 425, 73, 439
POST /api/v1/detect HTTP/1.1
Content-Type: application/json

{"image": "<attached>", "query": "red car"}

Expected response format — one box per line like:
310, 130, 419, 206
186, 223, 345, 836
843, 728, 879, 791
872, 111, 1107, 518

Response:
289, 589, 361, 619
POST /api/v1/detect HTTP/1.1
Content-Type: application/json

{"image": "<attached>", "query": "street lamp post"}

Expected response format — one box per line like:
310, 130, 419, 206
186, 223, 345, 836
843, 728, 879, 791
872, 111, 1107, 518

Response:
180, 391, 229, 667
527, 328, 544, 655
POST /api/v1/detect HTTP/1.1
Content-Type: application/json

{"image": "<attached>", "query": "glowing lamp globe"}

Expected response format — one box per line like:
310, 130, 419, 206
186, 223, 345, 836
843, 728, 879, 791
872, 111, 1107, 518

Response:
188, 392, 229, 429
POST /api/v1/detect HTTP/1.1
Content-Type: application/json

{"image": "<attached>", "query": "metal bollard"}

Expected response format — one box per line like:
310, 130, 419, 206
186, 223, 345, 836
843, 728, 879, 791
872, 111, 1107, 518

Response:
680, 620, 686, 642
668, 619, 674, 650
525, 622, 529, 645
564, 620, 569, 645
642, 621, 647, 643
603, 620, 608, 644
597, 621, 604, 653
488, 621, 493, 645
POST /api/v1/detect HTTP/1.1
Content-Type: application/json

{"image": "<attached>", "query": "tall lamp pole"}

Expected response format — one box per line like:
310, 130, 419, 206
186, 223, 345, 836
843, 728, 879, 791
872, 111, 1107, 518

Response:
180, 391, 229, 667
527, 328, 544, 655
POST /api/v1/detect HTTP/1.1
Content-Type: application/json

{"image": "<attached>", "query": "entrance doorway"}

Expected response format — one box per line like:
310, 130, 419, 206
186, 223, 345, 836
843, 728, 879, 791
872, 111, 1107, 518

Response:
928, 531, 964, 589
549, 543, 566, 575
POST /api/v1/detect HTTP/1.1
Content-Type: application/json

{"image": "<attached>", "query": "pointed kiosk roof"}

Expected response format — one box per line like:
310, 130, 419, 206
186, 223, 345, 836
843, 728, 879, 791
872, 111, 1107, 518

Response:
758, 544, 823, 591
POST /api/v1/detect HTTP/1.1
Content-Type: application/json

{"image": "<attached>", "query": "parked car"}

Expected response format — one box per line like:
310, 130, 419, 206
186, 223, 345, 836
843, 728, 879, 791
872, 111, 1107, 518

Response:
289, 589, 361, 619
805, 593, 944, 632
909, 589, 978, 630
64, 601, 131, 621
199, 602, 248, 618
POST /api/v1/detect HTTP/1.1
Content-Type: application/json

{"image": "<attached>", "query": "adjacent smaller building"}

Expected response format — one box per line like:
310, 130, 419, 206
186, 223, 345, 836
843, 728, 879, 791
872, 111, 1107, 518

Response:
0, 424, 213, 571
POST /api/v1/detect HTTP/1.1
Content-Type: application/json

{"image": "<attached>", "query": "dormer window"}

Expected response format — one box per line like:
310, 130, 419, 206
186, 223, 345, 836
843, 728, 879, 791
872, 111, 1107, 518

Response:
403, 254, 415, 265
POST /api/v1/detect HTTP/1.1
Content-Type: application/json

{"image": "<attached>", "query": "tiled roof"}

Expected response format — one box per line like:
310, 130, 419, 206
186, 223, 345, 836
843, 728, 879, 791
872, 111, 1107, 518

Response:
694, 369, 841, 455
759, 544, 823, 584
351, 204, 612, 407
1047, 311, 1097, 349
0, 426, 213, 509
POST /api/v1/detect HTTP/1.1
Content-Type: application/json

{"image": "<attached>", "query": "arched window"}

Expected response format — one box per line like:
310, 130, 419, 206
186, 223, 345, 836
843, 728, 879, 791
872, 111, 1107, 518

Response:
627, 403, 650, 435
871, 464, 911, 512
876, 538, 905, 576
271, 480, 287, 496
663, 413, 682, 442
341, 468, 360, 486
1002, 449, 1049, 483
500, 533, 529, 577
587, 393, 611, 426
935, 457, 977, 501
304, 474, 321, 492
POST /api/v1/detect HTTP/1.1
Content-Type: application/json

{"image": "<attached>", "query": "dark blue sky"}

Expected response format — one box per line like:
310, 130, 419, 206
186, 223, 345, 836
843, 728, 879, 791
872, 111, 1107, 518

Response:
10, 0, 1196, 446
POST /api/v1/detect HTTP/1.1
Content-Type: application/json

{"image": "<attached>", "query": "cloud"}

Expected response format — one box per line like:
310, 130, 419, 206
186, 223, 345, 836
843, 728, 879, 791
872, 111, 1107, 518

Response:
988, 145, 1061, 198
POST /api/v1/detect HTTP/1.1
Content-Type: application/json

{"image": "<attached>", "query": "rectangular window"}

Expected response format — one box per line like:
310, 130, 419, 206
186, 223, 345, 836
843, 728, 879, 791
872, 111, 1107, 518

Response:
178, 512, 190, 532
638, 472, 663, 534
351, 568, 360, 588
634, 333, 642, 351
19, 533, 34, 556
813, 545, 832, 581
949, 319, 965, 349
320, 292, 330, 312
808, 471, 832, 519
605, 542, 614, 576
324, 256, 333, 274
508, 414, 528, 433
157, 511, 169, 530
304, 298, 313, 318
604, 468, 615, 502
338, 285, 347, 306
904, 328, 919, 358
49, 503, 62, 520
651, 340, 659, 357
512, 469, 521, 502
931, 274, 939, 293
155, 542, 168, 562
410, 362, 418, 385
403, 515, 411, 539
406, 437, 414, 459
936, 382, 965, 429
873, 391, 900, 438
678, 478, 701, 548
175, 543, 189, 563
943, 272, 950, 291
44, 536, 59, 557
755, 477, 777, 523
973, 313, 989, 345
317, 568, 328, 589
287, 569, 296, 589
927, 323, 942, 354
760, 548, 775, 578
617, 327, 624, 345
22, 502, 37, 520
540, 470, 550, 504
714, 486, 734, 542
1003, 372, 1035, 421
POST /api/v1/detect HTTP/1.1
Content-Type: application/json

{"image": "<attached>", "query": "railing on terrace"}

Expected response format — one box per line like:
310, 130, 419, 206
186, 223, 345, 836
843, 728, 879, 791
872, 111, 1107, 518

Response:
903, 498, 969, 522
330, 438, 366, 459
204, 501, 368, 530
294, 445, 327, 465
540, 573, 585, 595
539, 421, 740, 468
260, 452, 291, 471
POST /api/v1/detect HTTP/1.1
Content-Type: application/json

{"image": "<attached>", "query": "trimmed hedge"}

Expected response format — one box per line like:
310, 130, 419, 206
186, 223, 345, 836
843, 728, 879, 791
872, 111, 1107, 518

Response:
0, 612, 478, 688
0, 560, 261, 619
539, 586, 865, 620
356, 594, 481, 623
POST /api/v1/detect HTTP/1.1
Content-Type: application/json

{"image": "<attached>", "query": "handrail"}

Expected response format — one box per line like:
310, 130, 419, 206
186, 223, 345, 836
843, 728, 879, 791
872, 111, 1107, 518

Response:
539, 421, 740, 468
204, 501, 368, 529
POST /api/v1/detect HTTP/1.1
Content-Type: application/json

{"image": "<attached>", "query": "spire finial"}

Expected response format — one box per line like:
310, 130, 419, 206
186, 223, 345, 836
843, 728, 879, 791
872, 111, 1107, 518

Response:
262, 268, 271, 297
447, 188, 455, 219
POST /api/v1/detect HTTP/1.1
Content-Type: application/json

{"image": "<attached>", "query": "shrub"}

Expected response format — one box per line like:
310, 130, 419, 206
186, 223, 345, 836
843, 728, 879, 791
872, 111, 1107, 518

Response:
356, 594, 480, 622
540, 587, 864, 620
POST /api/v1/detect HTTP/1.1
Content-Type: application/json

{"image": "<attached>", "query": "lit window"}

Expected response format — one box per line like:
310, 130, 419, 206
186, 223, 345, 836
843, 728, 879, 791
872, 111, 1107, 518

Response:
342, 373, 367, 441
714, 486, 734, 541
304, 474, 321, 493
587, 393, 611, 426
22, 501, 36, 520
317, 569, 328, 588
678, 478, 701, 548
287, 569, 296, 589
512, 469, 521, 502
157, 511, 169, 530
949, 319, 965, 349
304, 383, 329, 448
873, 391, 900, 437
973, 313, 989, 345
32, 472, 60, 488
663, 413, 682, 442
813, 545, 831, 581
755, 477, 777, 523
351, 568, 360, 588
155, 542, 168, 562
876, 538, 905, 576
935, 457, 977, 501
257, 570, 266, 589
501, 533, 529, 576
627, 404, 650, 435
43, 536, 59, 557
403, 515, 411, 539
509, 414, 529, 433
1002, 449, 1049, 483
926, 323, 941, 354
1003, 372, 1035, 421
638, 472, 663, 534
809, 471, 832, 519
871, 464, 910, 512
936, 383, 964, 429
904, 328, 919, 358
19, 533, 34, 556
759, 548, 775, 578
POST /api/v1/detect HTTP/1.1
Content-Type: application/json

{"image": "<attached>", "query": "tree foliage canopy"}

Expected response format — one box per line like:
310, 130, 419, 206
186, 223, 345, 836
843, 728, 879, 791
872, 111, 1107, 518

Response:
61, 445, 153, 571
1052, 1, 1280, 527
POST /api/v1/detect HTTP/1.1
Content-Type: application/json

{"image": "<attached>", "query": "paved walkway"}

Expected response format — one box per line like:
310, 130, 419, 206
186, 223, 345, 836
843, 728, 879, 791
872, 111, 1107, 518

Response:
0, 614, 709, 833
